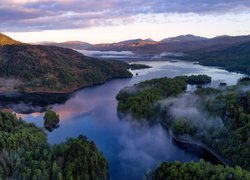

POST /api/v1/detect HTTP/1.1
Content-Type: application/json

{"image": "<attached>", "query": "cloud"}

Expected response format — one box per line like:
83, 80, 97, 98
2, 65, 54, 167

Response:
1, 0, 250, 32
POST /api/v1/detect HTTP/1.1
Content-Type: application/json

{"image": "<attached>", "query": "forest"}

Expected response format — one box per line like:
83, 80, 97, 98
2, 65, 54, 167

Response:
116, 75, 211, 120
0, 112, 108, 179
164, 80, 250, 170
182, 41, 250, 75
116, 75, 250, 176
152, 160, 250, 180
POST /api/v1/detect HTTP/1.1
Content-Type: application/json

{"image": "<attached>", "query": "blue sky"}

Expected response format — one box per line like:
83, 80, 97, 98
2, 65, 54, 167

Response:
1, 0, 250, 43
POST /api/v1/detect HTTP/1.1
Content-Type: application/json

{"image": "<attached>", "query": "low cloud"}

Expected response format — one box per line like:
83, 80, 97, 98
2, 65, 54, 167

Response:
161, 93, 224, 140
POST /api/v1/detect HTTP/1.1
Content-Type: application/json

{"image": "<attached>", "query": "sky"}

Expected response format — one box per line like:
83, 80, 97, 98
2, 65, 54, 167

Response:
1, 0, 250, 43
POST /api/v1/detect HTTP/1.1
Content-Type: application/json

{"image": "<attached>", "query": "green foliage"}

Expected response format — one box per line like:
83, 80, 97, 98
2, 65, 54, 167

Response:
0, 112, 109, 179
187, 74, 211, 85
167, 85, 250, 170
117, 75, 250, 171
53, 135, 109, 179
44, 109, 60, 131
116, 75, 211, 120
152, 160, 250, 180
117, 76, 188, 120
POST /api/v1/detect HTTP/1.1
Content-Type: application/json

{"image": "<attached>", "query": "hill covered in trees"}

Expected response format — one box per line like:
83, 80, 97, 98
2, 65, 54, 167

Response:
182, 41, 250, 75
0, 111, 108, 179
0, 33, 132, 93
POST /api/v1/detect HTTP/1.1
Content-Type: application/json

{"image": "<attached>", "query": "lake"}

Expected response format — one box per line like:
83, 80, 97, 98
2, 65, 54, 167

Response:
15, 60, 244, 180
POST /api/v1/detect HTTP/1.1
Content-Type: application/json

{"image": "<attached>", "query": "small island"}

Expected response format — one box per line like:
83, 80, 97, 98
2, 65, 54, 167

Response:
130, 63, 152, 70
44, 109, 60, 131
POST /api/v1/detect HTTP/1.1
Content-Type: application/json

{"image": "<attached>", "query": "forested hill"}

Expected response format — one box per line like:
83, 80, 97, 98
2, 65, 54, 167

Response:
0, 34, 132, 93
0, 111, 109, 179
183, 41, 250, 74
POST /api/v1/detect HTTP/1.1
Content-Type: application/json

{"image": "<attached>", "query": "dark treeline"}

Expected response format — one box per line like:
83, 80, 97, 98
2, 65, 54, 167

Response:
0, 112, 108, 179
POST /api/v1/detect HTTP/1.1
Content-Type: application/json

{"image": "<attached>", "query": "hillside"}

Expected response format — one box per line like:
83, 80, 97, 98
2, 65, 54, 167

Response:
43, 41, 92, 50
0, 33, 22, 46
182, 41, 250, 74
87, 34, 250, 56
0, 34, 132, 93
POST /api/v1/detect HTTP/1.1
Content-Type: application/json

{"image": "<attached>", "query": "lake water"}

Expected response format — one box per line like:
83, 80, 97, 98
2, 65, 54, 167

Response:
15, 60, 244, 180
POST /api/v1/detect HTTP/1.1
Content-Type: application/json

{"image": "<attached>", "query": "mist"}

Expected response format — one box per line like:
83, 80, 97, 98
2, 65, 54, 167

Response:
160, 93, 224, 140
152, 52, 185, 59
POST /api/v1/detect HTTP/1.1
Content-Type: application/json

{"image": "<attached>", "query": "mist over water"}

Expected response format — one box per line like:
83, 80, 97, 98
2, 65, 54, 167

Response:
15, 60, 244, 179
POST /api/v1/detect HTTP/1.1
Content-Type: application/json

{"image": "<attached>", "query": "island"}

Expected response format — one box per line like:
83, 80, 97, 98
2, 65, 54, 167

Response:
44, 109, 60, 131
0, 111, 109, 179
129, 63, 152, 70
116, 75, 211, 120
116, 75, 250, 174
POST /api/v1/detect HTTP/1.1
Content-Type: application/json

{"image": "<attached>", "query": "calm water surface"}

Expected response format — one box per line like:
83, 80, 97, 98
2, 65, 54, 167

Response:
17, 60, 244, 180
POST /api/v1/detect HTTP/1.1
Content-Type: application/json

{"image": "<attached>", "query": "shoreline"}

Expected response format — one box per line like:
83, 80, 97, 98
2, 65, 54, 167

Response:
0, 75, 133, 96
160, 121, 229, 166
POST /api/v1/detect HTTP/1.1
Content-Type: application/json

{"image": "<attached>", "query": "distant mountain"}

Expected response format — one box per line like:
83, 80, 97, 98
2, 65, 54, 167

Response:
0, 33, 132, 93
88, 38, 159, 52
40, 41, 92, 50
0, 33, 22, 46
161, 34, 208, 43
85, 35, 249, 55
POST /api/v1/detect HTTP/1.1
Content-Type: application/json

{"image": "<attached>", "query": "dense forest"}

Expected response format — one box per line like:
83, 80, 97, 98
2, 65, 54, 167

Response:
116, 75, 211, 120
0, 112, 108, 179
116, 76, 250, 175
152, 160, 250, 180
182, 41, 250, 75
164, 80, 250, 170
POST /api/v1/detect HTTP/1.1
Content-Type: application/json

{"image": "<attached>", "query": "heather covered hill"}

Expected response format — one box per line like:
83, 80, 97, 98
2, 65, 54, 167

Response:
0, 33, 22, 46
0, 34, 132, 93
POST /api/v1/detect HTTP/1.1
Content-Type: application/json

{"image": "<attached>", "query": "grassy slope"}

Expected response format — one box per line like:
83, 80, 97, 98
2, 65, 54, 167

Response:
0, 33, 22, 46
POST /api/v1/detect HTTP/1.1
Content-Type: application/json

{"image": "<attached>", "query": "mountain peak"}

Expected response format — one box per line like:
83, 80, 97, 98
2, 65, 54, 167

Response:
0, 33, 22, 46
161, 34, 208, 43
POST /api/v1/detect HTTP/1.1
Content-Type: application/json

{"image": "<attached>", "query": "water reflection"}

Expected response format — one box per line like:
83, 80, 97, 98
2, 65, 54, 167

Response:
13, 60, 244, 180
